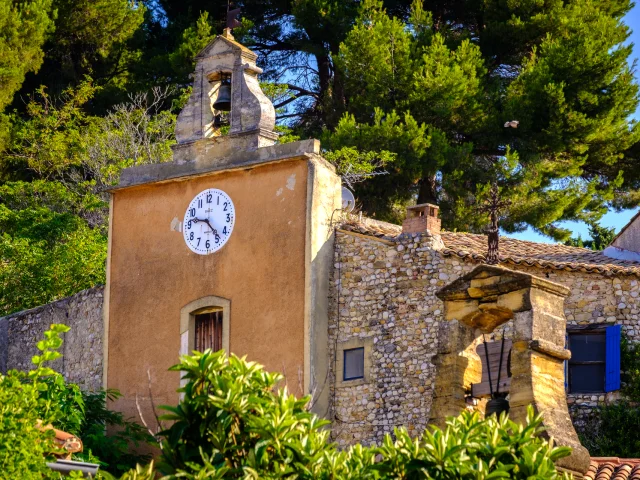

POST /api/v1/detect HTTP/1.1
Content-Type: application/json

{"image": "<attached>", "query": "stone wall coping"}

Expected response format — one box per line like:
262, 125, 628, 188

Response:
436, 265, 570, 300
0, 286, 104, 322
336, 228, 396, 246
109, 139, 325, 191
529, 339, 572, 360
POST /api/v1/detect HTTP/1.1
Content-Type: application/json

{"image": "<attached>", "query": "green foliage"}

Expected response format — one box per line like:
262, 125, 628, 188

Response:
0, 180, 107, 315
578, 401, 640, 458
0, 0, 55, 111
96, 463, 157, 480
565, 222, 617, 250
0, 367, 57, 479
368, 409, 570, 479
0, 79, 175, 315
168, 12, 214, 80
621, 334, 640, 402
2, 0, 639, 241
5, 81, 99, 180
30, 324, 87, 435
13, 0, 145, 108
326, 0, 639, 238
153, 350, 570, 479
323, 146, 396, 188
0, 0, 637, 308
78, 389, 154, 476
0, 324, 73, 479
1, 324, 154, 477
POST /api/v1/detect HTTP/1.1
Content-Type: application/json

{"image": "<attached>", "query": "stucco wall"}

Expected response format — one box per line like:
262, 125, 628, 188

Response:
329, 230, 640, 446
107, 158, 316, 428
612, 214, 640, 253
0, 286, 104, 391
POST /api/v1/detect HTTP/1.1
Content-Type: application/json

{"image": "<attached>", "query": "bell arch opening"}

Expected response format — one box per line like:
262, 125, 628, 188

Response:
432, 265, 590, 477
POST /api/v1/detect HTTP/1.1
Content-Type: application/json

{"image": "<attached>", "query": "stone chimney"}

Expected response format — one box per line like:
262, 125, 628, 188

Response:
402, 203, 441, 235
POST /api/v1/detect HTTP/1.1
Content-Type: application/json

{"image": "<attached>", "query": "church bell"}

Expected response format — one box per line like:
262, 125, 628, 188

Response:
213, 74, 232, 112
485, 396, 509, 418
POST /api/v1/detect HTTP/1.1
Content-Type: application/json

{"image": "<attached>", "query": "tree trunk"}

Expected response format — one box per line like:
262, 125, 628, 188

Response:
417, 175, 438, 204
315, 52, 332, 104
327, 43, 345, 128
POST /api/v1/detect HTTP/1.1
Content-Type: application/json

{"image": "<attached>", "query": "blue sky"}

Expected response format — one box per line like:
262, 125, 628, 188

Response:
508, 6, 640, 243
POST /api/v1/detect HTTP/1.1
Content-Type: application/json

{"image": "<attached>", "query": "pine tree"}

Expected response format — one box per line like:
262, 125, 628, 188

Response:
0, 0, 55, 111
567, 222, 617, 250
11, 0, 145, 113
325, 0, 639, 239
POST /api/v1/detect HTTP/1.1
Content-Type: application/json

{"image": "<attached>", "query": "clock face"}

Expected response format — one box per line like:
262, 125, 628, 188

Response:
183, 188, 235, 255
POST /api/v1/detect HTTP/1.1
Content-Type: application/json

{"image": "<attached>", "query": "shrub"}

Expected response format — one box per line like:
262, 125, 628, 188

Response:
0, 324, 69, 479
152, 349, 571, 479
578, 401, 640, 458
79, 389, 154, 476
0, 323, 152, 478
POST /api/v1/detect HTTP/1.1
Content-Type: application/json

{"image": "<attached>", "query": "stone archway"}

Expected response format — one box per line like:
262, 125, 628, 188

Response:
432, 265, 590, 477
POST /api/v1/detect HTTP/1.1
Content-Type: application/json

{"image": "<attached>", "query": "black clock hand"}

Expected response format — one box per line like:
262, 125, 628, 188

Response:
204, 219, 218, 236
193, 218, 218, 235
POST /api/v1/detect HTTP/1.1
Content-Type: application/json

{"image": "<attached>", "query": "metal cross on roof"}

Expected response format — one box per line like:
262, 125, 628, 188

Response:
478, 182, 512, 265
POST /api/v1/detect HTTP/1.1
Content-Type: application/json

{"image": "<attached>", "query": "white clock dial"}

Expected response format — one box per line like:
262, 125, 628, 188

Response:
183, 188, 235, 254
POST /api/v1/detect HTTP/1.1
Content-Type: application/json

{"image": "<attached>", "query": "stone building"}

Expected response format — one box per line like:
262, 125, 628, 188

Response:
329, 213, 640, 448
3, 31, 640, 478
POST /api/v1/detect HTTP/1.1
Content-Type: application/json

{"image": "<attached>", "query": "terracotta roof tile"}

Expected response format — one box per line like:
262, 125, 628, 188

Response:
439, 232, 640, 276
339, 218, 403, 239
585, 459, 640, 480
338, 218, 640, 276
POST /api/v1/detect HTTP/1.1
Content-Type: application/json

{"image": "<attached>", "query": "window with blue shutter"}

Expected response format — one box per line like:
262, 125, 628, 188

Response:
605, 324, 621, 392
567, 324, 621, 393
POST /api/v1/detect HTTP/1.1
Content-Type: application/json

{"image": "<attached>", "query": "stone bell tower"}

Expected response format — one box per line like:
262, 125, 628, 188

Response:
432, 265, 590, 477
173, 29, 278, 154
103, 32, 341, 426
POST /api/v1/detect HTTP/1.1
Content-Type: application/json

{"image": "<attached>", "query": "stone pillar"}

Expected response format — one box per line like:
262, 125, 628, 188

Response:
432, 265, 590, 478
430, 320, 482, 426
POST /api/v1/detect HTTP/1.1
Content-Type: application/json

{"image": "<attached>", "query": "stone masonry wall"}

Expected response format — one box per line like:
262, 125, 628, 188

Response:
0, 286, 104, 391
329, 230, 640, 446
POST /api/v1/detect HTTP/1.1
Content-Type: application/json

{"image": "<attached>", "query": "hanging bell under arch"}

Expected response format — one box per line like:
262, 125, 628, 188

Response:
213, 74, 232, 112
485, 396, 510, 418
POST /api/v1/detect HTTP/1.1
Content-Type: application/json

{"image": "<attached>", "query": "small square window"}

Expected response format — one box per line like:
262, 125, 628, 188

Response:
343, 347, 365, 381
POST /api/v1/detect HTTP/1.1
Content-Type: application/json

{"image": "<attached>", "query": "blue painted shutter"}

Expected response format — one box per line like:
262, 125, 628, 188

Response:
605, 325, 621, 392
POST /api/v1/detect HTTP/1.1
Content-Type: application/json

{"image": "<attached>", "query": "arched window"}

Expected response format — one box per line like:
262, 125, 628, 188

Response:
180, 296, 230, 356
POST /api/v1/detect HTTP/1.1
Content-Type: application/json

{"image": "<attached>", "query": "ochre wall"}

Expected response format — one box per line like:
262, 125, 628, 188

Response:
107, 159, 309, 425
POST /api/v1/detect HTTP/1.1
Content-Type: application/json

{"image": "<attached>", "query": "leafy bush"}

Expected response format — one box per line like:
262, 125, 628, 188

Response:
0, 370, 57, 479
0, 324, 70, 478
621, 334, 640, 402
79, 389, 154, 476
0, 329, 571, 479
578, 401, 640, 458
0, 324, 152, 478
152, 350, 570, 479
